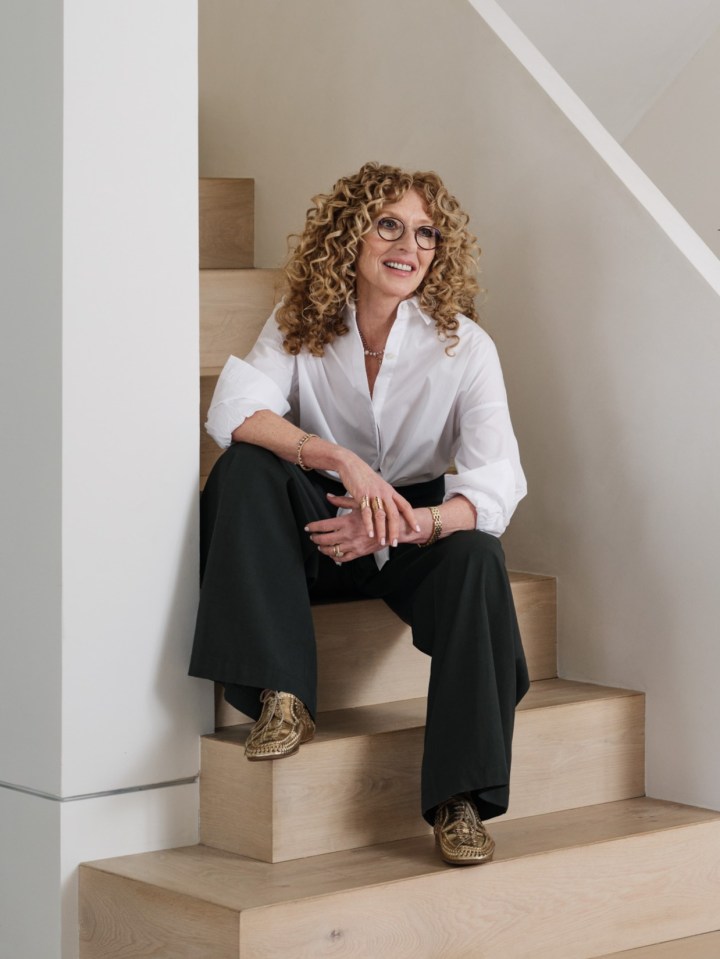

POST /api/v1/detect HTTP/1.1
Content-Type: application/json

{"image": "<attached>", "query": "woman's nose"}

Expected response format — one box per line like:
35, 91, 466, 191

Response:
397, 230, 419, 252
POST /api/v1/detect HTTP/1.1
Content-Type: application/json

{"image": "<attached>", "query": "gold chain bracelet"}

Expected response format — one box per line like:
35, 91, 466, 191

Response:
296, 433, 317, 471
418, 505, 442, 547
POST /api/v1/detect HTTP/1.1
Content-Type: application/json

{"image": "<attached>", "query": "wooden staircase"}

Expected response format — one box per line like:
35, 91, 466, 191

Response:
78, 179, 720, 958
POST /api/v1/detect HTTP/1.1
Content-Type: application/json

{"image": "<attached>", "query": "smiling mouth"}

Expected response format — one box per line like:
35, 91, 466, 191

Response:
384, 260, 414, 273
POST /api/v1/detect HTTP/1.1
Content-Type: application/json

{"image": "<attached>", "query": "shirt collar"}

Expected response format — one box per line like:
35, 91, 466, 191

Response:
345, 296, 432, 326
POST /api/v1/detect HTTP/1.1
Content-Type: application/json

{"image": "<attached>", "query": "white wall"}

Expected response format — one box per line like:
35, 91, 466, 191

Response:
0, 0, 63, 798
494, 0, 720, 140
62, 0, 207, 798
0, 790, 61, 958
624, 26, 720, 260
63, 784, 199, 958
1, 2, 206, 957
199, 0, 720, 816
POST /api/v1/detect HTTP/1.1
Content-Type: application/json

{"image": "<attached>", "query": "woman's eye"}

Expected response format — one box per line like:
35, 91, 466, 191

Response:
417, 226, 436, 239
378, 217, 401, 230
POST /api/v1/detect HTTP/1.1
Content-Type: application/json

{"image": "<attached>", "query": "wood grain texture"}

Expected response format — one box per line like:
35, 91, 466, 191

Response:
200, 268, 284, 369
80, 799, 720, 913
596, 930, 720, 958
199, 178, 254, 270
202, 680, 644, 861
239, 817, 720, 959
215, 573, 557, 728
80, 800, 720, 958
79, 865, 239, 959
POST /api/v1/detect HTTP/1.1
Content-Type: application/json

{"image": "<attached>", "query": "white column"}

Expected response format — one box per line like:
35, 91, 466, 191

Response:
0, 3, 209, 957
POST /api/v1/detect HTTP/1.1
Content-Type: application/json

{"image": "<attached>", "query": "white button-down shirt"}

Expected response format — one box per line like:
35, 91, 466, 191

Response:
206, 297, 526, 540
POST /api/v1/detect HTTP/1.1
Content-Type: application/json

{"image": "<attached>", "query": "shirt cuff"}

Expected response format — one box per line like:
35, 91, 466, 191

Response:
443, 461, 526, 536
205, 358, 291, 448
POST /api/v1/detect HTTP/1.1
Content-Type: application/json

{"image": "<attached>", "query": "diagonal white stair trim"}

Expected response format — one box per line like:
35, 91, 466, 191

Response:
465, 0, 720, 296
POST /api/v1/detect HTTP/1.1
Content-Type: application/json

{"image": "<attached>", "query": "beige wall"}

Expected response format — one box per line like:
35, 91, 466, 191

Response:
200, 0, 720, 815
495, 0, 720, 140
625, 25, 720, 259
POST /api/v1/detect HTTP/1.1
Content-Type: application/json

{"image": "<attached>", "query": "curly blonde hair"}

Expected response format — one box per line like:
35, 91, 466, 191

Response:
276, 162, 480, 356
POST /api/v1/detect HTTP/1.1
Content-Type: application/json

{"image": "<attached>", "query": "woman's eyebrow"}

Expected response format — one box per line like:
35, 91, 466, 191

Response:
379, 208, 435, 225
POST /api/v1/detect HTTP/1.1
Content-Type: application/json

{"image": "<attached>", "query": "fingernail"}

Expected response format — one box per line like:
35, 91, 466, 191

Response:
392, 539, 398, 548
381, 537, 386, 546
304, 526, 309, 532
415, 525, 421, 532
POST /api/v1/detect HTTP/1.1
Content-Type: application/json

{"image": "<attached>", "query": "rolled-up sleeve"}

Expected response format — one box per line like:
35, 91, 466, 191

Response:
205, 311, 295, 449
444, 336, 527, 536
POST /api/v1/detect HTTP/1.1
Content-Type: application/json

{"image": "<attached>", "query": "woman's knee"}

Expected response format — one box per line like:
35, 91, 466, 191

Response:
222, 441, 283, 470
434, 529, 506, 573
203, 442, 289, 507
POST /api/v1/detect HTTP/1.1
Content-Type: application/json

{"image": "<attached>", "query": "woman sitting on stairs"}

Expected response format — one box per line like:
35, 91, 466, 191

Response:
190, 161, 529, 866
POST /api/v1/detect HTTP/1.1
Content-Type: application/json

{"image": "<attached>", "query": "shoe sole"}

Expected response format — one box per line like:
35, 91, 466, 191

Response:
434, 834, 495, 866
245, 727, 315, 762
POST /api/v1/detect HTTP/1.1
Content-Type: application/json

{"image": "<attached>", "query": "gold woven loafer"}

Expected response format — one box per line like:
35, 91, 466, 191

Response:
244, 689, 315, 761
434, 795, 496, 866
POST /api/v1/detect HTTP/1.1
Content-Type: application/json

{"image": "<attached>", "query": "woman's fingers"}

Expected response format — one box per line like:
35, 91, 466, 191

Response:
394, 495, 420, 534
370, 496, 388, 545
355, 494, 375, 538
322, 485, 418, 549
326, 491, 374, 537
325, 493, 356, 509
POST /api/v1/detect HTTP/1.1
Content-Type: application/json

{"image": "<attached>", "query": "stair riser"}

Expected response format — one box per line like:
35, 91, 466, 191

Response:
239, 820, 720, 959
200, 268, 284, 370
215, 576, 557, 727
596, 930, 720, 958
199, 177, 254, 270
79, 868, 238, 959
79, 818, 720, 959
200, 693, 644, 862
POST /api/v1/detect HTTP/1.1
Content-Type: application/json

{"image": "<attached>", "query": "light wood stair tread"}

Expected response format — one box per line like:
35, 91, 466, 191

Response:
208, 677, 642, 745
82, 797, 720, 914
597, 930, 720, 957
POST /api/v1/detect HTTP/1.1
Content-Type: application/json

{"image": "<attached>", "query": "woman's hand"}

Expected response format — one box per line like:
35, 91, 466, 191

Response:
306, 495, 383, 562
306, 490, 419, 563
332, 453, 419, 548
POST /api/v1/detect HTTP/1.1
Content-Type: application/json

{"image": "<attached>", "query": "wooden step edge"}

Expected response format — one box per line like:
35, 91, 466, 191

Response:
80, 797, 720, 915
207, 678, 644, 745
595, 930, 720, 958
200, 365, 224, 379
507, 569, 555, 584
199, 266, 284, 279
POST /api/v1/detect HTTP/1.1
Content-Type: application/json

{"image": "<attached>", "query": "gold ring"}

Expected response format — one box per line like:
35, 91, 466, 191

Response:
360, 495, 370, 511
371, 497, 384, 513
333, 544, 344, 558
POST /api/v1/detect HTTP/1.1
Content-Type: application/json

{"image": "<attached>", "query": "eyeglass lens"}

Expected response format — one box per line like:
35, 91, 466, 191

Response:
375, 216, 441, 250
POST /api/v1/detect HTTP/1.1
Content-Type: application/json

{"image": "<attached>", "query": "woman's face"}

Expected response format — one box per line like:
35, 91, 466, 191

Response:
355, 188, 437, 307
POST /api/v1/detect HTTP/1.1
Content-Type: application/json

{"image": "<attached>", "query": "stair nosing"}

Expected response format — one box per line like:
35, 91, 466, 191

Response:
81, 797, 720, 914
205, 678, 644, 746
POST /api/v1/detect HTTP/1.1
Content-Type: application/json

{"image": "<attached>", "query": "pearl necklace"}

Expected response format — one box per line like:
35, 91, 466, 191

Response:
358, 328, 385, 365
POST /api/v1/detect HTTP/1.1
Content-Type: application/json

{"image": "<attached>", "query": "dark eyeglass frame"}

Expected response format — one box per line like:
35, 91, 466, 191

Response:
374, 215, 442, 251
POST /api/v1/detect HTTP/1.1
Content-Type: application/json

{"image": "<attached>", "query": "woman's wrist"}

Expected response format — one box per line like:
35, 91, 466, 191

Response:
417, 506, 442, 547
399, 506, 436, 545
296, 434, 350, 474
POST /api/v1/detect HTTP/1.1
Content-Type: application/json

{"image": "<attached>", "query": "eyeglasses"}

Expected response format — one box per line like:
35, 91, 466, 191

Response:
374, 215, 442, 251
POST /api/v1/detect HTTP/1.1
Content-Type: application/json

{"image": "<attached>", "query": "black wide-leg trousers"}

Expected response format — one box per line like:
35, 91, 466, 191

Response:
189, 442, 530, 825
